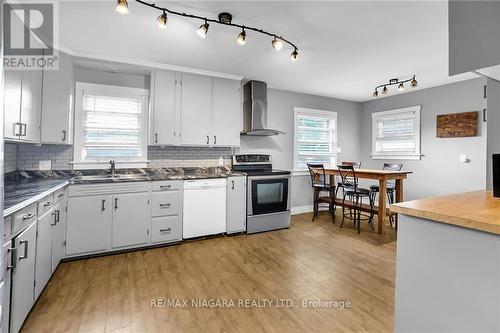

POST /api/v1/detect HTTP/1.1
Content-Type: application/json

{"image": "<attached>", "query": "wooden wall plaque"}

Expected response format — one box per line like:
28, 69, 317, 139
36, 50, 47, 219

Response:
436, 111, 478, 138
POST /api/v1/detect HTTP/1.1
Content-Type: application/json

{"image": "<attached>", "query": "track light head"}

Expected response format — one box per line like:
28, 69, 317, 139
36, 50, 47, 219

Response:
237, 29, 247, 46
373, 90, 379, 98
411, 77, 418, 88
197, 21, 209, 38
398, 82, 405, 91
115, 0, 129, 15
290, 49, 299, 62
382, 86, 388, 95
272, 37, 283, 51
157, 12, 168, 29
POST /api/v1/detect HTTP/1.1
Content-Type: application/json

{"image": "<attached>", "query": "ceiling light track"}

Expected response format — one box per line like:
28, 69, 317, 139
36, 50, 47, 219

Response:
117, 0, 299, 61
372, 75, 418, 97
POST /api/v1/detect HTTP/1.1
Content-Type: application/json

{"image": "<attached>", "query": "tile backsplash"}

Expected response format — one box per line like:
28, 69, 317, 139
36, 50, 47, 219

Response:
5, 143, 233, 171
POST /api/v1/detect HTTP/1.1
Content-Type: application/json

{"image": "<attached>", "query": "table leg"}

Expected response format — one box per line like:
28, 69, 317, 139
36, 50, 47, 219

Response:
378, 179, 387, 234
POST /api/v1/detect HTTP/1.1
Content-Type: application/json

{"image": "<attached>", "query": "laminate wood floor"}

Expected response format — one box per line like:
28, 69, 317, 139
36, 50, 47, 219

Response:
22, 212, 397, 333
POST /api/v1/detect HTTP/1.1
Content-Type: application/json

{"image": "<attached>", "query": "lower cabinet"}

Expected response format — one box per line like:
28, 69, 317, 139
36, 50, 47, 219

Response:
34, 210, 54, 299
226, 176, 247, 234
51, 200, 67, 271
112, 192, 150, 248
11, 221, 37, 333
151, 216, 182, 244
66, 195, 112, 255
2, 241, 12, 333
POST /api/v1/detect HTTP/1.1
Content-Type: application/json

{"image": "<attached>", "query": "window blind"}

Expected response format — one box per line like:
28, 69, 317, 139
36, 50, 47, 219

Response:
82, 94, 143, 161
374, 111, 418, 155
296, 114, 336, 170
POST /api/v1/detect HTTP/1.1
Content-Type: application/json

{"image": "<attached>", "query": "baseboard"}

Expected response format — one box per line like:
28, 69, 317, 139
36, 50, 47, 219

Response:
291, 205, 313, 215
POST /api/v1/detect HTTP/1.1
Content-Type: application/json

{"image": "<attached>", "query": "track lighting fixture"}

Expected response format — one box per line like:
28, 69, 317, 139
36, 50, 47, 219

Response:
120, 1, 299, 62
115, 0, 129, 15
157, 11, 168, 29
237, 28, 247, 46
272, 37, 283, 51
197, 21, 209, 38
372, 75, 417, 97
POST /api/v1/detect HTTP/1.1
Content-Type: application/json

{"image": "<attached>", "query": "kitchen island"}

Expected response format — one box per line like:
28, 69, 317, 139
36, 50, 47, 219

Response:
391, 190, 500, 333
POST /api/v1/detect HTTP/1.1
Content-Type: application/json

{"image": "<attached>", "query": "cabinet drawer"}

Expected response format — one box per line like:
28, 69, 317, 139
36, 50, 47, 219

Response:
12, 203, 37, 235
38, 193, 55, 216
151, 216, 182, 244
152, 191, 180, 217
152, 180, 182, 192
54, 187, 67, 203
3, 216, 12, 241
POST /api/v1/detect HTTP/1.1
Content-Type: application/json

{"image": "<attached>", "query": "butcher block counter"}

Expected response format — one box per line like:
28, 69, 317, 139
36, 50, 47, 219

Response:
391, 190, 500, 333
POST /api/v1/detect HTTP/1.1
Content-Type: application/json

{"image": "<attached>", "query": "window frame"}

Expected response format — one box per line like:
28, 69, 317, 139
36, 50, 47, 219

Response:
72, 82, 149, 169
293, 107, 338, 174
371, 105, 422, 160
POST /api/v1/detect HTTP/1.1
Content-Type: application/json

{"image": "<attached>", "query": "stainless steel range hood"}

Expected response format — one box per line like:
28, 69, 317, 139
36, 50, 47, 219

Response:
241, 81, 285, 136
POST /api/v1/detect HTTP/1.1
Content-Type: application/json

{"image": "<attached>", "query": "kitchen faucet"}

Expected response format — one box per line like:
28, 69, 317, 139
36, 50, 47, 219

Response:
109, 160, 116, 177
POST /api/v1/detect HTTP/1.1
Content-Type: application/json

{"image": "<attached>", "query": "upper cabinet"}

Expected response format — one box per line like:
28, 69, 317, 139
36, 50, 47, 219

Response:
180, 73, 213, 146
150, 70, 242, 147
3, 70, 23, 140
40, 51, 74, 144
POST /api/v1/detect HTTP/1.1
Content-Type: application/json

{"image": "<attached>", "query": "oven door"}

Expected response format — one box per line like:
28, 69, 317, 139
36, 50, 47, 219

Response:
247, 175, 290, 215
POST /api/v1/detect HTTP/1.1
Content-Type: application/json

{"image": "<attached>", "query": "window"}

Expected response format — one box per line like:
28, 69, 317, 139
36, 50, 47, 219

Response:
371, 105, 421, 160
293, 107, 337, 172
73, 83, 149, 169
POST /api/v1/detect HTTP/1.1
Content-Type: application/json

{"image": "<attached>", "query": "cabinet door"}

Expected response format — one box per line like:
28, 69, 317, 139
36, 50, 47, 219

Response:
35, 210, 54, 299
151, 70, 180, 145
112, 192, 150, 248
3, 69, 22, 140
11, 222, 36, 333
41, 51, 74, 144
20, 69, 42, 142
2, 241, 12, 333
212, 78, 242, 146
180, 73, 212, 145
52, 200, 66, 271
227, 177, 247, 234
66, 195, 112, 255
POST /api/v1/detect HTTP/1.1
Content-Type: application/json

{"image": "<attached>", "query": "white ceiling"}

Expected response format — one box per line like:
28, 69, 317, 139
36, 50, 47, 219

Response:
59, 0, 477, 102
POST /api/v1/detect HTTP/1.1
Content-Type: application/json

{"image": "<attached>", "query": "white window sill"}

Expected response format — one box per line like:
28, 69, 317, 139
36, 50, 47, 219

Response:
370, 154, 422, 160
71, 160, 150, 170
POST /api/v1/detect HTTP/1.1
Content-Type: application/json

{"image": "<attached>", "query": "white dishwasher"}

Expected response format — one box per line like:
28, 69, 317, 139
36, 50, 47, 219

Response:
183, 178, 227, 239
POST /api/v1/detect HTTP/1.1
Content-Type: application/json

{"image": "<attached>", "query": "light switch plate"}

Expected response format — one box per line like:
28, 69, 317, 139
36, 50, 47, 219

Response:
39, 160, 52, 170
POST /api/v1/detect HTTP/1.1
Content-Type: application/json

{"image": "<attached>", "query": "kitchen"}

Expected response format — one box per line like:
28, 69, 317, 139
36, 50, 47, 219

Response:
1, 1, 500, 333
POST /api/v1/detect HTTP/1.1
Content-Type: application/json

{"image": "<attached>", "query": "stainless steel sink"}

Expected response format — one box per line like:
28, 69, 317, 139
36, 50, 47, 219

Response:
72, 174, 150, 182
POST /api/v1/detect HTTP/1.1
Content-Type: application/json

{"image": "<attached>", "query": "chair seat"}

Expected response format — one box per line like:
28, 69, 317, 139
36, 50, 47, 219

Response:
345, 187, 371, 196
313, 183, 335, 191
318, 196, 333, 203
369, 184, 395, 192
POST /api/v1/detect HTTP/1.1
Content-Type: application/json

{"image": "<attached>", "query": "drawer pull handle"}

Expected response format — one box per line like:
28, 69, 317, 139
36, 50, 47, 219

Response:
19, 240, 28, 260
160, 185, 172, 190
101, 199, 106, 211
160, 228, 172, 233
51, 211, 58, 226
159, 203, 171, 208
58, 193, 64, 198
22, 213, 36, 220
115, 198, 118, 209
44, 201, 52, 207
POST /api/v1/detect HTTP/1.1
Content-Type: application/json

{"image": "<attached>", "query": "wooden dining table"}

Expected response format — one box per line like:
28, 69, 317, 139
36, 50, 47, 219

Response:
323, 167, 412, 234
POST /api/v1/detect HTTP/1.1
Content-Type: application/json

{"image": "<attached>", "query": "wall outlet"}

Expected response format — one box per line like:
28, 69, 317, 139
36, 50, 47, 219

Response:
39, 160, 52, 170
218, 156, 224, 166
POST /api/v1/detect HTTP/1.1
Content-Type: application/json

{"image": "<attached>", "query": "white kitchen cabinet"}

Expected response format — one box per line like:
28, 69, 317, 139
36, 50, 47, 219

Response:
151, 216, 182, 244
35, 210, 55, 299
226, 176, 247, 234
20, 69, 43, 142
111, 192, 150, 248
2, 241, 13, 333
212, 78, 242, 146
150, 70, 180, 145
180, 73, 212, 146
51, 200, 66, 271
66, 195, 112, 255
40, 51, 74, 144
3, 70, 22, 140
11, 222, 36, 333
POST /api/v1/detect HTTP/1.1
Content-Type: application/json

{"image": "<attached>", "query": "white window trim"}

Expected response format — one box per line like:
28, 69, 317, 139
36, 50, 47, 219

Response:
293, 107, 338, 176
72, 82, 149, 170
371, 105, 422, 160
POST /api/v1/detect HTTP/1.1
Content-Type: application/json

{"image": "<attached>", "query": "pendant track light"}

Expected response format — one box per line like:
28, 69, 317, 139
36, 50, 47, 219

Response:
115, 0, 129, 15
121, 0, 300, 62
372, 75, 417, 97
237, 28, 247, 46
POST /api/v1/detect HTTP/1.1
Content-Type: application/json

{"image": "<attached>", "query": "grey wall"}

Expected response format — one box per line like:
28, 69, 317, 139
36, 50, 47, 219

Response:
449, 0, 500, 75
74, 67, 150, 89
360, 78, 487, 201
486, 78, 500, 189
238, 88, 363, 209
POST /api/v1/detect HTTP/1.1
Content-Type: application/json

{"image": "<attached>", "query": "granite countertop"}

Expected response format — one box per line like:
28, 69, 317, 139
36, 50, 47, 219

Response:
4, 167, 246, 217
390, 190, 500, 235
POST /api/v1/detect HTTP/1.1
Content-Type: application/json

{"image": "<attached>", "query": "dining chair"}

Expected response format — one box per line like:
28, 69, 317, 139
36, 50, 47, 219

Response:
369, 163, 403, 228
338, 165, 374, 234
307, 163, 336, 222
335, 161, 362, 199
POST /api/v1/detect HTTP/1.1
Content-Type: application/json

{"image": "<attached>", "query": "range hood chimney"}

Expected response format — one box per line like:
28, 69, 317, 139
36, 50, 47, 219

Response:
241, 81, 284, 136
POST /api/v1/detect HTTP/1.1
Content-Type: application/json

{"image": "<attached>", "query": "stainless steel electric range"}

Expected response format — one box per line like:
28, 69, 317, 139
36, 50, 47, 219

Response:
232, 154, 291, 234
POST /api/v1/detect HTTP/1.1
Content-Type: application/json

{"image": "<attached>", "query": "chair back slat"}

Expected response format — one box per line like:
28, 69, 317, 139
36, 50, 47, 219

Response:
337, 165, 358, 190
383, 163, 403, 171
341, 161, 362, 169
307, 164, 327, 187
